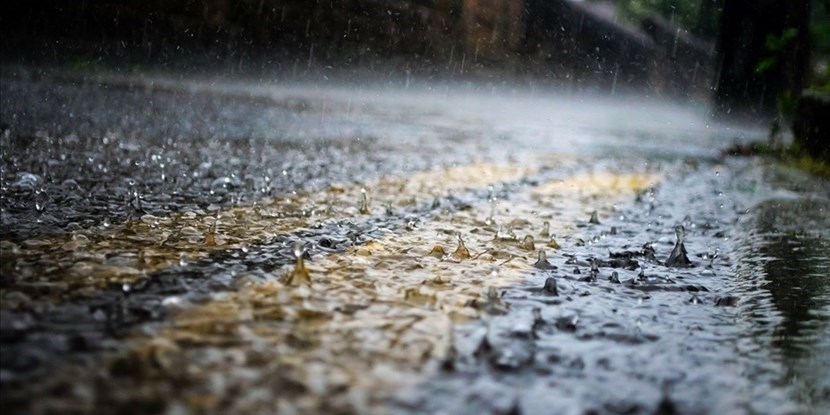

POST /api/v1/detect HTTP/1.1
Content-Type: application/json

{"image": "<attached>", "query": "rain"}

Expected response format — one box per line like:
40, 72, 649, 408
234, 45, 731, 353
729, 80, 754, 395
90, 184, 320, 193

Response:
1, 1, 829, 415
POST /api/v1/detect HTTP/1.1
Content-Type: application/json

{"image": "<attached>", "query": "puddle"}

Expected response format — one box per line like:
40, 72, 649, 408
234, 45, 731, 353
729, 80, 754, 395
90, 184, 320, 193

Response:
732, 196, 830, 414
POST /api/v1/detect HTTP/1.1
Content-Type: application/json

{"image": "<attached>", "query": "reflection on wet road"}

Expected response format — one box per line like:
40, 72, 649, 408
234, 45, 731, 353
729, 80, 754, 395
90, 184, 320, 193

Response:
1, 68, 828, 415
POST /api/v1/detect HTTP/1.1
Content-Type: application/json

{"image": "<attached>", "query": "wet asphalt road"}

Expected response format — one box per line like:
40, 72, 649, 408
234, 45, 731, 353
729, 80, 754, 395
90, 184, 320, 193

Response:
2, 67, 829, 415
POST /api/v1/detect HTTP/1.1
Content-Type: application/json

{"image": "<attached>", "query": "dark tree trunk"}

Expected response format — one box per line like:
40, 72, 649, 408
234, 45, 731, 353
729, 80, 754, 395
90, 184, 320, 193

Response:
713, 0, 811, 121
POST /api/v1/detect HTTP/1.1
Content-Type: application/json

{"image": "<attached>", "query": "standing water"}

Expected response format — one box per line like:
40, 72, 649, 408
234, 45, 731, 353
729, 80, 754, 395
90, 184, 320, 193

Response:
1, 69, 828, 415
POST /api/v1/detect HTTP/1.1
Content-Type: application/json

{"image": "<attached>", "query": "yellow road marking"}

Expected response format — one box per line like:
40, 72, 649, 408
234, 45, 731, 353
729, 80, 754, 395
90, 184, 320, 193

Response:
101, 167, 658, 414
1, 158, 659, 413
0, 163, 533, 303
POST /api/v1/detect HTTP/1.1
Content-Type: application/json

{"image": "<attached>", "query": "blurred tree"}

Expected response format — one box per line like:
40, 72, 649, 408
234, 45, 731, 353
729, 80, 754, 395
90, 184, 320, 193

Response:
615, 0, 722, 37
810, 0, 830, 90
712, 0, 811, 120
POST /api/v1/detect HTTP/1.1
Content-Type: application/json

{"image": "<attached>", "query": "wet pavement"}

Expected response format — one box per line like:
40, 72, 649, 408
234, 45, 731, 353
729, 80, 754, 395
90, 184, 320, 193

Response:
1, 67, 829, 415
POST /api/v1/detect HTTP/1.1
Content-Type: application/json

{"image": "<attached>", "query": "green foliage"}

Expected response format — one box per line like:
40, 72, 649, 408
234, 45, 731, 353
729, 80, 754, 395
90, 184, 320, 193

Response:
766, 28, 799, 52
776, 90, 797, 118
755, 28, 799, 75
67, 57, 105, 74
614, 0, 709, 32
725, 140, 830, 179
785, 144, 830, 179
811, 1, 830, 90
813, 0, 830, 54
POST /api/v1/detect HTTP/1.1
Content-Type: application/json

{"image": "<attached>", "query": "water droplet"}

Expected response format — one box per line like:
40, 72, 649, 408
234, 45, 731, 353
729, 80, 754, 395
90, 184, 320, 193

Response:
533, 250, 556, 270
485, 198, 497, 226
542, 277, 559, 296
547, 236, 561, 249
485, 286, 500, 302
428, 245, 446, 259
452, 233, 471, 260
204, 221, 217, 246
540, 221, 550, 237
358, 188, 370, 214
285, 242, 311, 286
665, 225, 692, 268
675, 225, 686, 244
495, 226, 517, 241
520, 235, 536, 251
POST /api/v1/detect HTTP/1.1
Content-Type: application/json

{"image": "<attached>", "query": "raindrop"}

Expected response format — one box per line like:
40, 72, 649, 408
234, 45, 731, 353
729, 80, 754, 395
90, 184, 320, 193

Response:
540, 221, 550, 237
533, 250, 556, 270
358, 187, 370, 214
34, 189, 49, 213
495, 226, 517, 241
204, 220, 217, 246
406, 219, 419, 231
451, 233, 471, 260
520, 235, 536, 251
547, 236, 561, 249
590, 258, 600, 275
665, 225, 692, 267
428, 245, 446, 259
706, 248, 719, 268
542, 277, 559, 296
284, 242, 311, 286
485, 197, 497, 226
485, 286, 500, 302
